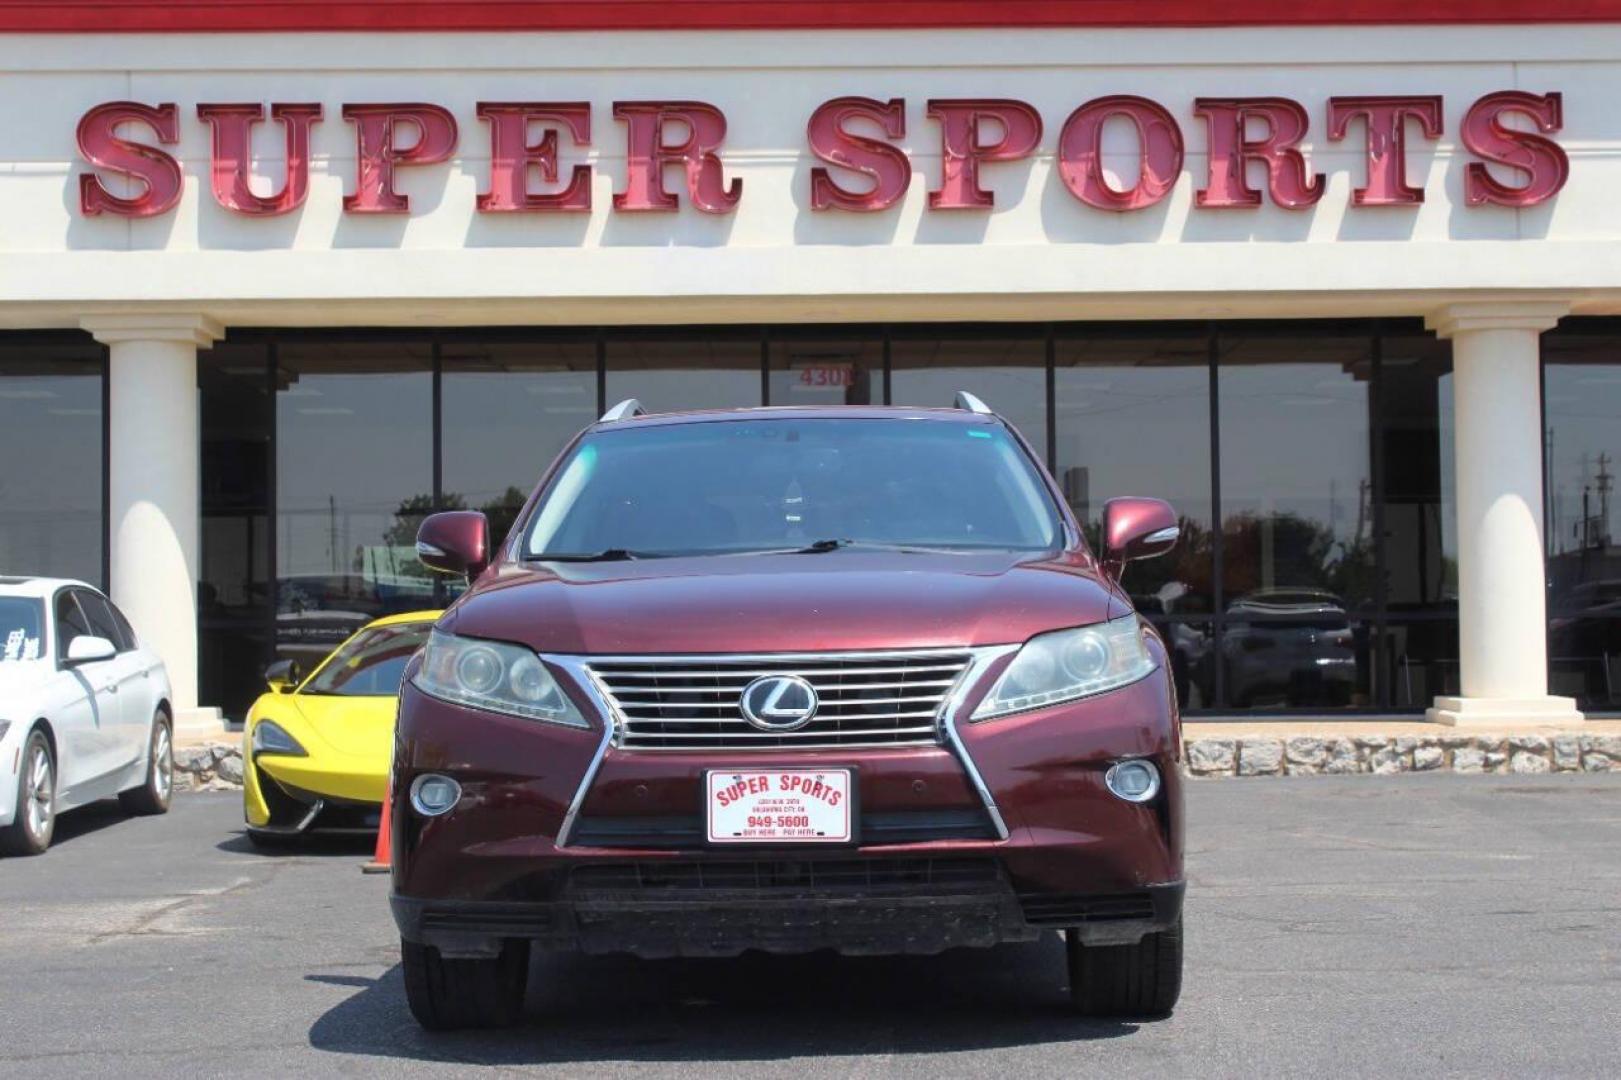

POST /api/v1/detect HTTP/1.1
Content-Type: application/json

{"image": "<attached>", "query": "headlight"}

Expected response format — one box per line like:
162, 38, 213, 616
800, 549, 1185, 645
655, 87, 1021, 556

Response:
252, 719, 307, 757
973, 614, 1155, 720
413, 630, 587, 728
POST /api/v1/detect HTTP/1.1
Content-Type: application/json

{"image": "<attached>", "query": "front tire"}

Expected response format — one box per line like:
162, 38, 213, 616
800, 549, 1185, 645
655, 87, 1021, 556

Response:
119, 710, 173, 816
0, 729, 56, 856
401, 937, 529, 1030
1066, 916, 1183, 1018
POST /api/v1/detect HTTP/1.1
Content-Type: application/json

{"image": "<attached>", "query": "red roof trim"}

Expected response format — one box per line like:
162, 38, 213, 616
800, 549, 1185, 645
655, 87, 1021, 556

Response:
1, 1, 1619, 34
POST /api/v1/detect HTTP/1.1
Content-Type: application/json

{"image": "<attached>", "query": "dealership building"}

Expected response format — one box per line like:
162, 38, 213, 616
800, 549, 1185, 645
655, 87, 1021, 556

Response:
0, 2, 1618, 729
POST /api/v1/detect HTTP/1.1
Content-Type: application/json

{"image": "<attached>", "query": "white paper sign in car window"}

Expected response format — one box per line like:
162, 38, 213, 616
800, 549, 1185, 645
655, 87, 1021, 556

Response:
2, 630, 40, 661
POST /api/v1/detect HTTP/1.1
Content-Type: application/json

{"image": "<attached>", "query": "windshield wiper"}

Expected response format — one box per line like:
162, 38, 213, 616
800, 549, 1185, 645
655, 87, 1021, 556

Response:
796, 538, 854, 553
529, 548, 648, 562
728, 539, 952, 556
792, 539, 993, 555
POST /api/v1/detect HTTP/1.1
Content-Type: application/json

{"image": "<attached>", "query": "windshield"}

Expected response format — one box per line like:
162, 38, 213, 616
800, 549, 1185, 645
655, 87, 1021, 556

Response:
0, 598, 45, 662
524, 418, 1063, 558
303, 621, 431, 696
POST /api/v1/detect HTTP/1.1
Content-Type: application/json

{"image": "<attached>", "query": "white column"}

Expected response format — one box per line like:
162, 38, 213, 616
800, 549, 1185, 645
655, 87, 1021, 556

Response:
1425, 302, 1582, 727
83, 314, 224, 736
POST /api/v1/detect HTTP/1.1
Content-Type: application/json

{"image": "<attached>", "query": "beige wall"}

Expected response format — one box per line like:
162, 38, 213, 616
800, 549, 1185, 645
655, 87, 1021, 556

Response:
0, 25, 1618, 326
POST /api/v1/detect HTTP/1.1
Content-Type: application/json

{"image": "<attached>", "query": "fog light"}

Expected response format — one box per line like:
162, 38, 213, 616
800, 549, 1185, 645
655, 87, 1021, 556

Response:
410, 773, 461, 817
1105, 760, 1161, 803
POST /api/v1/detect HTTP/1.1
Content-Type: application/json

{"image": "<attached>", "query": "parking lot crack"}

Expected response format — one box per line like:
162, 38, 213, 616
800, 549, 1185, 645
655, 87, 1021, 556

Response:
88, 864, 290, 945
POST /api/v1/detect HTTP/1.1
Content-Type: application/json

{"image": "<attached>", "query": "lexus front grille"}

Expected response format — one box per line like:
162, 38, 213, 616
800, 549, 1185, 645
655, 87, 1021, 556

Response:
586, 650, 973, 750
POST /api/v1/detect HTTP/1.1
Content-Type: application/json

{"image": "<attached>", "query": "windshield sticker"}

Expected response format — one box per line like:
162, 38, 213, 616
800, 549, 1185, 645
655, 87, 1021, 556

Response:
6, 629, 34, 661
3, 630, 42, 661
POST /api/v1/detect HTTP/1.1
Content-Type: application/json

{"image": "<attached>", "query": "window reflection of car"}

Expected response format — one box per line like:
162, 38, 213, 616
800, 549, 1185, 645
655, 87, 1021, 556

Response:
275, 608, 373, 669
1205, 589, 1357, 708
1550, 579, 1621, 624
1548, 579, 1621, 700
1132, 581, 1210, 709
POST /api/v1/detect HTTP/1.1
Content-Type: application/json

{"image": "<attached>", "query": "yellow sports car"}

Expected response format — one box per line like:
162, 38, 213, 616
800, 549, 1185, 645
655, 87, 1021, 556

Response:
243, 610, 439, 847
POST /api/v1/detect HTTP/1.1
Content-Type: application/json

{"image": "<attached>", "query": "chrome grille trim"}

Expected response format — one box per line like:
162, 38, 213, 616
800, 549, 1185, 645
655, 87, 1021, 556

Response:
589, 666, 969, 680
584, 648, 976, 751
546, 655, 618, 850
611, 727, 942, 742
611, 679, 960, 694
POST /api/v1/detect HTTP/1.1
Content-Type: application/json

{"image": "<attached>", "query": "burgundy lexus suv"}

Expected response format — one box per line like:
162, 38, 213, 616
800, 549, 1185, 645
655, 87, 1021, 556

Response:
390, 394, 1186, 1030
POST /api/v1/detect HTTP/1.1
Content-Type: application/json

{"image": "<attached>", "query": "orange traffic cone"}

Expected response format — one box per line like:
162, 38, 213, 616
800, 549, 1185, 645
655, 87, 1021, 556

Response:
361, 791, 393, 874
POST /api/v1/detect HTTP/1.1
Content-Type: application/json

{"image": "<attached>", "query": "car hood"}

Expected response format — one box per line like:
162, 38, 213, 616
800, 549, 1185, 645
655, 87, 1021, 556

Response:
257, 692, 397, 759
442, 550, 1128, 655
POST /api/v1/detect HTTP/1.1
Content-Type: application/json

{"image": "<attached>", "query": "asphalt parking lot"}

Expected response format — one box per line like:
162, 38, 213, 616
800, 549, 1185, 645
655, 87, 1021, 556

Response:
1, 775, 1617, 1079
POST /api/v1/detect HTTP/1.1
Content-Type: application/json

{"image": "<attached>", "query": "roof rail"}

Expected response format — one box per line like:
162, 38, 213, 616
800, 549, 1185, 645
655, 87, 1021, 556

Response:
953, 391, 993, 415
599, 398, 647, 422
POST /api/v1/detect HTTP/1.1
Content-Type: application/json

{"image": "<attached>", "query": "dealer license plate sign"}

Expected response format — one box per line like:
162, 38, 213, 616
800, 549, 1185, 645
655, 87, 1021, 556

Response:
706, 769, 853, 844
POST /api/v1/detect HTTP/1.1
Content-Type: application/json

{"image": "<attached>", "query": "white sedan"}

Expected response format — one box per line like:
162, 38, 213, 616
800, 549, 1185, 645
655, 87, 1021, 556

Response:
0, 576, 173, 855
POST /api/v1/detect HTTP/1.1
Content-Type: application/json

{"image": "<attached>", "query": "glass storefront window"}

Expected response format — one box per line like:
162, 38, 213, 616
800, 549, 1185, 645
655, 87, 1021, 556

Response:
1374, 332, 1460, 712
163, 318, 1621, 717
274, 341, 434, 669
890, 334, 1047, 460
0, 339, 104, 586
768, 332, 882, 407
1054, 328, 1214, 710
1385, 618, 1461, 709
1218, 331, 1376, 708
1379, 335, 1457, 617
1219, 332, 1376, 608
1055, 331, 1213, 597
606, 335, 760, 413
441, 340, 598, 548
200, 342, 272, 720
1543, 330, 1621, 710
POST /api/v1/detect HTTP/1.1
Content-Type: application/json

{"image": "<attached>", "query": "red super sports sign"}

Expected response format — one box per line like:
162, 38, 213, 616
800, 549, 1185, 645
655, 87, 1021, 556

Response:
76, 91, 1568, 219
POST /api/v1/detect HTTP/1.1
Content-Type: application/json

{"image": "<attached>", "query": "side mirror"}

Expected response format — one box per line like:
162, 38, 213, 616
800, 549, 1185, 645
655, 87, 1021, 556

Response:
265, 658, 303, 693
65, 635, 117, 665
1101, 497, 1179, 581
416, 511, 492, 580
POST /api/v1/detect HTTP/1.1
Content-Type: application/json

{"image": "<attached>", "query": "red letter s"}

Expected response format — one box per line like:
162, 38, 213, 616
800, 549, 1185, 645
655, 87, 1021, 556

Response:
77, 101, 182, 218
1462, 91, 1568, 207
807, 96, 910, 212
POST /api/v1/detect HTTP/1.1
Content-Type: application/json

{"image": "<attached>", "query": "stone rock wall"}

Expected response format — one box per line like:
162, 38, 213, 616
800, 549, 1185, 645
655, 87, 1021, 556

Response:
169, 733, 1621, 793
1184, 733, 1621, 777
174, 743, 245, 792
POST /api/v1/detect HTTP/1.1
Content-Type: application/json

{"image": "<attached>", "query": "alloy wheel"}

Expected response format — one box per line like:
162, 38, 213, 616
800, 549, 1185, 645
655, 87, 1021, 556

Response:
24, 744, 52, 841
154, 722, 173, 801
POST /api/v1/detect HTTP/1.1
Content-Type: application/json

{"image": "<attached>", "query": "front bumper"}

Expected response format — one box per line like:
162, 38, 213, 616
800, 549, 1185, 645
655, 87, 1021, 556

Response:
392, 871, 1184, 959
245, 750, 386, 833
390, 638, 1185, 958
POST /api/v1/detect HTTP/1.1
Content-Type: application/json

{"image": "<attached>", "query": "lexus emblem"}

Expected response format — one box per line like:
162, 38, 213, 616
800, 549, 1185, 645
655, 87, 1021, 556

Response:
740, 675, 819, 732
